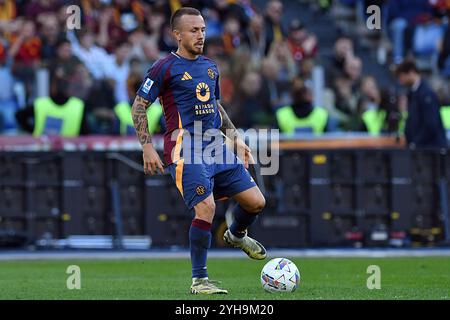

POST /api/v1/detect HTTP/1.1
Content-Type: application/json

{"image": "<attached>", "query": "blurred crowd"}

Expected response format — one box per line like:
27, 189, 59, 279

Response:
0, 0, 450, 137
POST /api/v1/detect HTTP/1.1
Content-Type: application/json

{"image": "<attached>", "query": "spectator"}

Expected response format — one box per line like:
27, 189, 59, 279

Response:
221, 14, 249, 56
204, 36, 226, 60
379, 87, 408, 135
395, 59, 447, 148
79, 0, 111, 31
158, 22, 177, 53
276, 77, 329, 135
142, 36, 164, 68
333, 56, 363, 130
112, 0, 145, 33
104, 40, 132, 104
271, 39, 298, 79
358, 76, 384, 134
203, 7, 223, 39
8, 20, 41, 103
246, 13, 266, 63
38, 13, 63, 63
215, 56, 235, 107
387, 0, 434, 64
0, 41, 19, 134
298, 58, 315, 85
96, 5, 129, 52
286, 19, 318, 63
114, 74, 163, 136
9, 20, 41, 68
49, 38, 82, 82
412, 13, 444, 64
15, 72, 89, 136
128, 28, 146, 59
67, 28, 110, 80
128, 56, 144, 79
214, 0, 254, 30
233, 70, 273, 129
437, 11, 450, 76
260, 57, 284, 110
326, 35, 354, 87
263, 0, 286, 55
68, 62, 94, 102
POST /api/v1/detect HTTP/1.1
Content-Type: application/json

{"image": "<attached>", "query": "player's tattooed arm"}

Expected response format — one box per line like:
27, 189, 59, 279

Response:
217, 100, 254, 168
131, 95, 152, 146
217, 100, 239, 140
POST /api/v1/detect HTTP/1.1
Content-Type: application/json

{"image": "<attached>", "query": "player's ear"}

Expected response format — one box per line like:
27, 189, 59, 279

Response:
172, 29, 181, 42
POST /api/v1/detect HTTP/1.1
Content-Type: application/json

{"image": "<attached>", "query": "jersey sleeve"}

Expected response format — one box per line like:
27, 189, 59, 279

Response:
136, 60, 166, 103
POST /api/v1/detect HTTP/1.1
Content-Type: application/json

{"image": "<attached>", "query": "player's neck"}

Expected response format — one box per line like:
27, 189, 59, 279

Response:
175, 48, 199, 60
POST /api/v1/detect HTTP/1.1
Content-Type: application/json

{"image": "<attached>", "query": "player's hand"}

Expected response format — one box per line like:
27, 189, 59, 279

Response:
142, 143, 165, 175
235, 138, 255, 169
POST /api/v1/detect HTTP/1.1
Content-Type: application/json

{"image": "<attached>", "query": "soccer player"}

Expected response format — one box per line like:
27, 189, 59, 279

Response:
131, 7, 267, 295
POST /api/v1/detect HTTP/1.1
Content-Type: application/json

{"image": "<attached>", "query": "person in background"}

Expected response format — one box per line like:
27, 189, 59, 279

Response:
395, 59, 447, 148
49, 38, 82, 87
234, 70, 273, 129
0, 39, 19, 134
246, 13, 266, 63
114, 73, 163, 136
326, 35, 355, 86
263, 0, 285, 55
358, 76, 383, 135
286, 19, 318, 63
15, 72, 89, 137
38, 12, 63, 63
67, 28, 110, 80
8, 20, 41, 102
221, 14, 249, 56
104, 40, 132, 105
276, 77, 329, 135
332, 56, 363, 130
387, 0, 434, 64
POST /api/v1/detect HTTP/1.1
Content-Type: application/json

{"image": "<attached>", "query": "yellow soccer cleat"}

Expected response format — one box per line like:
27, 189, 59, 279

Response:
190, 278, 228, 295
223, 229, 267, 260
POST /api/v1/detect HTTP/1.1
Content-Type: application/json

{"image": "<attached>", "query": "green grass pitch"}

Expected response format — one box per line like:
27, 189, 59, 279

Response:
0, 257, 449, 300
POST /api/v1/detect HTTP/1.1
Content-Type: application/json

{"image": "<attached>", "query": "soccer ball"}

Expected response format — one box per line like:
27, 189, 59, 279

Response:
260, 258, 300, 293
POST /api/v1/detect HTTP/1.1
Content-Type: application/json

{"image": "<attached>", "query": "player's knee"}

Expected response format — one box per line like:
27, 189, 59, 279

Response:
205, 200, 216, 215
195, 197, 216, 220
254, 196, 266, 213
244, 196, 266, 214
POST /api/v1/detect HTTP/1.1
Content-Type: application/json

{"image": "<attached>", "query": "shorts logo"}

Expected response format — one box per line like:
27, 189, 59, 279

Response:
196, 185, 206, 195
196, 82, 210, 102
142, 78, 154, 94
207, 68, 215, 80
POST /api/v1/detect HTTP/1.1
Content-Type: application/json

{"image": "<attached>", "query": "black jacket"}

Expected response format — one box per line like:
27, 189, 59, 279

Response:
405, 79, 447, 149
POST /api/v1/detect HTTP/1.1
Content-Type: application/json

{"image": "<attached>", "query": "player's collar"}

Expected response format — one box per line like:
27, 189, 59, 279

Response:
171, 52, 182, 59
171, 51, 201, 61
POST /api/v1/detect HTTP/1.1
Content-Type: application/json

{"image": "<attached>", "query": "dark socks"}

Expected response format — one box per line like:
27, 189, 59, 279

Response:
189, 218, 212, 279
229, 205, 258, 238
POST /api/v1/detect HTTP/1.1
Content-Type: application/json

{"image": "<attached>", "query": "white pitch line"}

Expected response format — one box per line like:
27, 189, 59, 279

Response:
1, 248, 450, 261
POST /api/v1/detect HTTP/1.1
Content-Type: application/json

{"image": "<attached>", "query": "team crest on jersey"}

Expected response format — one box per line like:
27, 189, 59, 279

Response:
207, 68, 215, 80
196, 185, 206, 195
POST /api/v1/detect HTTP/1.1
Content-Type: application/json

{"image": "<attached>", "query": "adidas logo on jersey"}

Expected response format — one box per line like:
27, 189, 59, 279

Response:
181, 72, 192, 81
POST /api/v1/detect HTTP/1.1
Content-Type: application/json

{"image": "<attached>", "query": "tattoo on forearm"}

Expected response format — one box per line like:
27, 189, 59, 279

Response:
217, 102, 238, 139
131, 95, 152, 146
